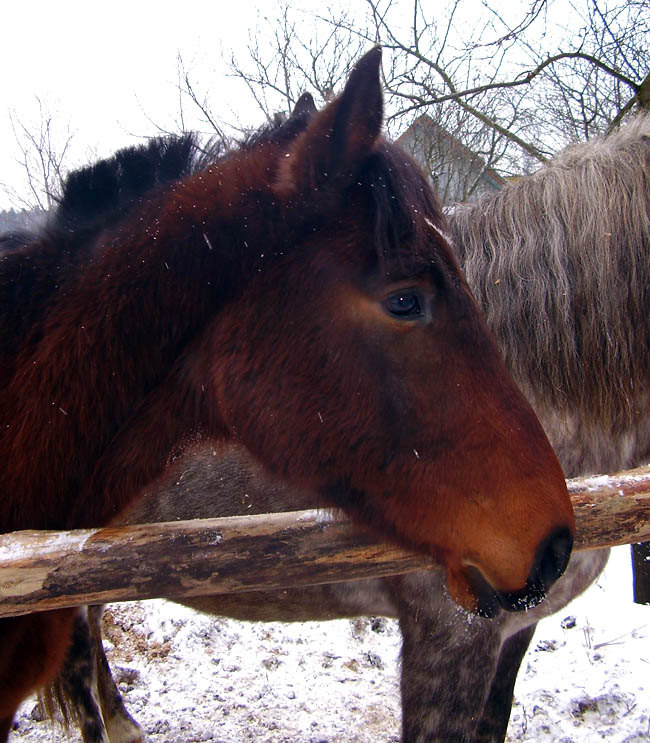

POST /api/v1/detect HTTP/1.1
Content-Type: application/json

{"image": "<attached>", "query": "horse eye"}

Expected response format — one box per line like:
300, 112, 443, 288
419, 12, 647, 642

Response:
384, 290, 423, 319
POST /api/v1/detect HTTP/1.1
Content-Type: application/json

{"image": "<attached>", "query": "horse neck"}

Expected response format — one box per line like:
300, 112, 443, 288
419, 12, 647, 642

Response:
0, 145, 279, 531
67, 357, 222, 528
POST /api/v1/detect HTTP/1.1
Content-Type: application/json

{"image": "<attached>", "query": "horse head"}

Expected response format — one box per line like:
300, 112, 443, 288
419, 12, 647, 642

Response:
187, 48, 574, 615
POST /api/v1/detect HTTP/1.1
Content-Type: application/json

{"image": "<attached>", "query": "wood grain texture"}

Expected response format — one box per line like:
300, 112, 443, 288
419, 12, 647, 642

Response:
1, 464, 649, 618
569, 465, 650, 549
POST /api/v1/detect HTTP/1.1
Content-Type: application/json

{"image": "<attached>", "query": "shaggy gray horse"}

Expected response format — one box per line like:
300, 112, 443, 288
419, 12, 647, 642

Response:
53, 113, 650, 743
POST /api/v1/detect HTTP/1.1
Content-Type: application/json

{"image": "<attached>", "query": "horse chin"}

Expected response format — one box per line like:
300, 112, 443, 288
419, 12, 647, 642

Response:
446, 564, 546, 618
462, 565, 547, 617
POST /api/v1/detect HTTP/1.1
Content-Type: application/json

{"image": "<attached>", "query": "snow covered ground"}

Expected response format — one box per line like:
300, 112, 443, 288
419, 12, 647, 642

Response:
11, 546, 649, 742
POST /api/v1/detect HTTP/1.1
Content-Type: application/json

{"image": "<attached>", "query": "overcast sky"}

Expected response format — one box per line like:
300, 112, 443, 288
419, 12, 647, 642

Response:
1, 1, 291, 209
1, 0, 576, 211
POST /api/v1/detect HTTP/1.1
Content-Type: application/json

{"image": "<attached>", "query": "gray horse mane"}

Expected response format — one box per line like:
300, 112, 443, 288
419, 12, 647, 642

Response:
450, 113, 650, 431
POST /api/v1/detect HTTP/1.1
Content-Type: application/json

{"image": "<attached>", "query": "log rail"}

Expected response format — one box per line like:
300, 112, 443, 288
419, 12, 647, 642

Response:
0, 464, 649, 618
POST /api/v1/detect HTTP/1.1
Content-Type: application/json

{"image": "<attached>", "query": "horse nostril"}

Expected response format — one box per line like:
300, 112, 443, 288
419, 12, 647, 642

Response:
536, 527, 573, 591
459, 528, 574, 617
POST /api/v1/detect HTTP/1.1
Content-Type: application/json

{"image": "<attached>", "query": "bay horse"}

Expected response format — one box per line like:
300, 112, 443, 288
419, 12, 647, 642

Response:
51, 113, 650, 742
0, 48, 574, 740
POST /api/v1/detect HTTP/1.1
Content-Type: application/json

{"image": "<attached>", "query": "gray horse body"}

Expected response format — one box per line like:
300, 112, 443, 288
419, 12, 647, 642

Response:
113, 445, 608, 742
58, 113, 650, 742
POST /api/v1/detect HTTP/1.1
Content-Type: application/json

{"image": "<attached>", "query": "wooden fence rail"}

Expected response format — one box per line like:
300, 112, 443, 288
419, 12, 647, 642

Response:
1, 465, 649, 618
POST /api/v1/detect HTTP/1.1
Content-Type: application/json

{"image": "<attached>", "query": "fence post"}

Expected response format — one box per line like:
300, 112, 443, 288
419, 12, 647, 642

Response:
631, 542, 650, 604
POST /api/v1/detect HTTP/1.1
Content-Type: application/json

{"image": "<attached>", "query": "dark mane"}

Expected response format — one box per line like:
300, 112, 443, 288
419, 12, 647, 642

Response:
0, 132, 256, 369
2, 117, 448, 357
1, 136, 205, 354
52, 110, 319, 239
53, 134, 201, 235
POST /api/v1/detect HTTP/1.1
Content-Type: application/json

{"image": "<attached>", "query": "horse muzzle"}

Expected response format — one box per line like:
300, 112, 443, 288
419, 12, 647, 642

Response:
449, 526, 574, 617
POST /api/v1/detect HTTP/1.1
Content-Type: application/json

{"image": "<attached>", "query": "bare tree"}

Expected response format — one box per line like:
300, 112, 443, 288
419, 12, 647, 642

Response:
222, 0, 648, 202
362, 0, 649, 159
6, 1, 646, 209
159, 7, 368, 174
1, 98, 74, 211
221, 1, 528, 201
227, 4, 367, 120
149, 6, 365, 141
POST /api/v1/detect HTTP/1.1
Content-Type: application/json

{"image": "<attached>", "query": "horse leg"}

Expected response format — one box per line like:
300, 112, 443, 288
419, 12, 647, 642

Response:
473, 625, 536, 743
0, 717, 12, 742
393, 574, 501, 743
55, 608, 110, 743
472, 549, 611, 742
88, 606, 143, 743
0, 716, 11, 741
0, 610, 75, 742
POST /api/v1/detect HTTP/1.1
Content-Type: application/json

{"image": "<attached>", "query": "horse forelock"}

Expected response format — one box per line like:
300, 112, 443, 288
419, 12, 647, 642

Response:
357, 142, 449, 279
450, 112, 650, 429
189, 127, 450, 285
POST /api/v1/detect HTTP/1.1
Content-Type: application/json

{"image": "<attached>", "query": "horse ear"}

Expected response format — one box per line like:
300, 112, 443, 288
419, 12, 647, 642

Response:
290, 93, 317, 121
274, 47, 383, 198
